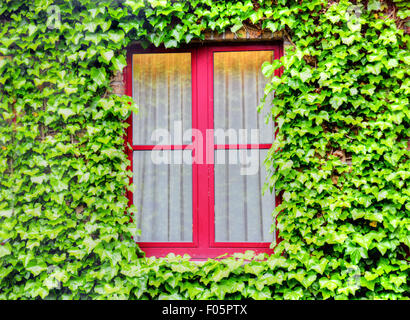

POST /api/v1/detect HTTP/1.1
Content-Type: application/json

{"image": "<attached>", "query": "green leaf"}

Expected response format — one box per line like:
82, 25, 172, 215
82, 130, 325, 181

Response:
100, 50, 114, 64
26, 261, 48, 276
90, 67, 107, 86
112, 55, 127, 71
301, 273, 317, 288
319, 277, 341, 292
125, 0, 144, 12
262, 62, 274, 78
266, 21, 278, 33
0, 243, 11, 258
283, 287, 304, 300
244, 263, 264, 275
230, 23, 242, 33
368, 0, 381, 11
108, 30, 125, 43
164, 39, 178, 48
386, 58, 398, 69
299, 68, 312, 82
58, 108, 75, 121
346, 242, 368, 264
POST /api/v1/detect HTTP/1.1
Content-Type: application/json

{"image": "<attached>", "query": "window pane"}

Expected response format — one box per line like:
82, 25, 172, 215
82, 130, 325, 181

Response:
214, 51, 274, 145
133, 150, 192, 242
132, 53, 192, 145
214, 149, 275, 242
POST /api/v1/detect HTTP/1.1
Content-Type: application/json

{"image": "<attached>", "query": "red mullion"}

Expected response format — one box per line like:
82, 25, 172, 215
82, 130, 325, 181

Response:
125, 51, 133, 211
196, 46, 211, 253
206, 46, 216, 251
191, 47, 200, 249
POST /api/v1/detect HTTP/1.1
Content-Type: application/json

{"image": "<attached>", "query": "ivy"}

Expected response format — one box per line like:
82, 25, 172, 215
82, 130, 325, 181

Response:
0, 0, 409, 300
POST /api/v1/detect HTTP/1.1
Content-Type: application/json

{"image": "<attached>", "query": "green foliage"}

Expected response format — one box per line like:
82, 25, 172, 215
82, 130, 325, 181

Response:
261, 0, 410, 300
0, 0, 409, 300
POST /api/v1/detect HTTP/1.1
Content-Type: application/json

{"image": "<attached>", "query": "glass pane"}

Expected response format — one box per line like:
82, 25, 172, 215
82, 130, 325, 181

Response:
214, 149, 275, 242
214, 51, 274, 145
133, 150, 192, 242
132, 53, 192, 145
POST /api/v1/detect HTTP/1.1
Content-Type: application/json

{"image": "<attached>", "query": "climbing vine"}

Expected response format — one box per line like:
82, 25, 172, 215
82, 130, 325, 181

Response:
0, 0, 408, 300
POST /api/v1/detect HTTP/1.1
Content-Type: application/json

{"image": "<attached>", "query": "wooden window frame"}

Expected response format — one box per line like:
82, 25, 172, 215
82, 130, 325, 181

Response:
124, 42, 283, 260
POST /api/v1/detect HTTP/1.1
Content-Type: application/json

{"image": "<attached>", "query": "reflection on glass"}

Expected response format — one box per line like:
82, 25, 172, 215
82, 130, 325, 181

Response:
214, 149, 275, 242
132, 53, 192, 145
133, 150, 193, 242
214, 51, 274, 144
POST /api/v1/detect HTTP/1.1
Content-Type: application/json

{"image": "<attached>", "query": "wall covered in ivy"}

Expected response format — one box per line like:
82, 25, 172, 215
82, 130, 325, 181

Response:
0, 0, 408, 299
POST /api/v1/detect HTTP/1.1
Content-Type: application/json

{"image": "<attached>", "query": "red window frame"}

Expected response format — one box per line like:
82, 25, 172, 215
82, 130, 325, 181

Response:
124, 42, 283, 260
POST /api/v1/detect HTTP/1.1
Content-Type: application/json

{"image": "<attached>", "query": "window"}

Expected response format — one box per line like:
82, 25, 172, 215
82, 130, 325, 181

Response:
125, 43, 283, 260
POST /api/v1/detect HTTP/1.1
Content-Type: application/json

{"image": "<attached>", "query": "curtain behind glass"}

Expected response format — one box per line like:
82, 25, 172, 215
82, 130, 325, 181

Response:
213, 50, 276, 242
132, 53, 192, 146
132, 53, 193, 242
133, 150, 192, 242
214, 149, 275, 242
213, 51, 274, 145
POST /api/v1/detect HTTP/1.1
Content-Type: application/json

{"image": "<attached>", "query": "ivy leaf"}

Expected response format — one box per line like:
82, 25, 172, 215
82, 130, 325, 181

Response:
112, 55, 127, 71
26, 261, 48, 276
262, 62, 274, 78
185, 33, 194, 43
385, 58, 398, 69
90, 67, 107, 86
244, 263, 265, 275
319, 277, 341, 292
58, 108, 75, 121
330, 95, 347, 109
265, 21, 278, 33
301, 273, 317, 289
100, 50, 114, 64
108, 30, 125, 43
125, 0, 144, 13
310, 259, 328, 274
230, 23, 243, 33
299, 68, 312, 82
346, 242, 368, 264
283, 287, 304, 300
30, 175, 48, 184
347, 20, 361, 33
368, 0, 381, 11
0, 243, 11, 257
164, 39, 178, 48
148, 0, 167, 8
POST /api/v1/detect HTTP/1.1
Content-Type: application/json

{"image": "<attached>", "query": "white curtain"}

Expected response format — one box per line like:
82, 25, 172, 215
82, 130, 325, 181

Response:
133, 150, 192, 242
214, 149, 275, 242
213, 51, 276, 242
132, 53, 193, 242
132, 53, 192, 146
213, 51, 274, 145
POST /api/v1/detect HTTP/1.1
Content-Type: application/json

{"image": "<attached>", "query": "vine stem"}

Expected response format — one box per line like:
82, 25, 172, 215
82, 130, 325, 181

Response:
283, 29, 296, 48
